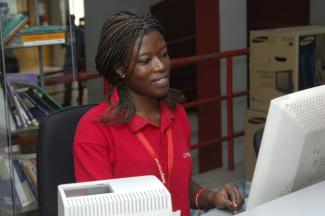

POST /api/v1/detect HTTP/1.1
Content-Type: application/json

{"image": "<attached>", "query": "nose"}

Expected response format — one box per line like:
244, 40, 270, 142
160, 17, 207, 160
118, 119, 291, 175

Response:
152, 56, 165, 72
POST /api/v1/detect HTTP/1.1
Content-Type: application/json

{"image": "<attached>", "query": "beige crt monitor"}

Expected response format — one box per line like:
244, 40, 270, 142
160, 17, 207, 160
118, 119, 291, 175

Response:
247, 85, 325, 210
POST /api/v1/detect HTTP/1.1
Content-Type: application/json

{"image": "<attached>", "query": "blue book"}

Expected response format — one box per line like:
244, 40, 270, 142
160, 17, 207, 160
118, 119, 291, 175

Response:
9, 84, 39, 127
12, 160, 26, 182
18, 160, 37, 199
25, 88, 54, 113
12, 82, 62, 111
18, 91, 49, 120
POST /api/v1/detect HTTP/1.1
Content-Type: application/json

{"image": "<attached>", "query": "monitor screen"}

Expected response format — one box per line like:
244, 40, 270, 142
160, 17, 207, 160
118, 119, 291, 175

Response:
246, 85, 325, 209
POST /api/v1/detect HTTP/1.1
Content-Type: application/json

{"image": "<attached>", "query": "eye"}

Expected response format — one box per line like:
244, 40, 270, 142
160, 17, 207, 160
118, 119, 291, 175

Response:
137, 58, 150, 65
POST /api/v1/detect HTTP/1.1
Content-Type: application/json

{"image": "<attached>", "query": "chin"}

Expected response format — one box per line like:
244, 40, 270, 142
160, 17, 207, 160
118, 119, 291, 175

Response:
154, 87, 169, 98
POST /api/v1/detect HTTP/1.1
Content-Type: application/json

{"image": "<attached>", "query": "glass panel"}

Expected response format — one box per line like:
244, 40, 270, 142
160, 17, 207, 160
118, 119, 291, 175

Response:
0, 77, 16, 215
1, 0, 75, 214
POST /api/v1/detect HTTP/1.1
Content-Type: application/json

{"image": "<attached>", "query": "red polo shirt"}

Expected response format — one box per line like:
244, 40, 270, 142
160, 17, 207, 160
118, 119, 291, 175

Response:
74, 99, 192, 216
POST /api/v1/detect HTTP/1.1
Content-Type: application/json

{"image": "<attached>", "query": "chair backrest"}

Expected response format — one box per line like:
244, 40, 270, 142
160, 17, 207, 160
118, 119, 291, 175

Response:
253, 128, 264, 156
37, 104, 95, 216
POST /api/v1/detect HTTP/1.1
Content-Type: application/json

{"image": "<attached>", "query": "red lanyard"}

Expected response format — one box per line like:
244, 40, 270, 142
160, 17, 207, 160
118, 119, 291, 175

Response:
135, 127, 174, 189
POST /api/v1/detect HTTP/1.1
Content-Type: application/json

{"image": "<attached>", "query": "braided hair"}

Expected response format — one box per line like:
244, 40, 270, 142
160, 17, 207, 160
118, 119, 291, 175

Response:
95, 10, 184, 125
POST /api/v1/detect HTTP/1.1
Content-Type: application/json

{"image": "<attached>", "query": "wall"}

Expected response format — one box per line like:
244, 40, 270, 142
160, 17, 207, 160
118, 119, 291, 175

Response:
310, 0, 325, 25
219, 0, 247, 166
84, 0, 162, 103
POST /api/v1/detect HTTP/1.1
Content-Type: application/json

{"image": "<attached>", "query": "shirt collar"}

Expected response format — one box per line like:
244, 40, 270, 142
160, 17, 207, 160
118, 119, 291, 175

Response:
127, 102, 175, 133
109, 88, 175, 133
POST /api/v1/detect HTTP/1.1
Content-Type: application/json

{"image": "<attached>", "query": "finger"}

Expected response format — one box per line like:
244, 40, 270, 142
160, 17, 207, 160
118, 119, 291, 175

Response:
235, 188, 245, 210
222, 196, 235, 209
232, 186, 240, 204
226, 184, 238, 208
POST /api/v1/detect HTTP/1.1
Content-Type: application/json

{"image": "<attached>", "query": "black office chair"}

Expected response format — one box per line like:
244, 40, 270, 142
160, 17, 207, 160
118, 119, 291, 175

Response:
253, 128, 264, 157
37, 104, 95, 216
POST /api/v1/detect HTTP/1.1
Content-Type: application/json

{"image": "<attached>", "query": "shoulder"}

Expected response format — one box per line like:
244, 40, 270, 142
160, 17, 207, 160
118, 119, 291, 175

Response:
76, 102, 108, 130
80, 102, 107, 121
75, 102, 112, 143
174, 103, 188, 119
170, 103, 191, 130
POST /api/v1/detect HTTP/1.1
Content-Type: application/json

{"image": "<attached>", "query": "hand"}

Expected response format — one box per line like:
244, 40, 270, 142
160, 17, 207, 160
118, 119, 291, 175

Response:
212, 183, 244, 213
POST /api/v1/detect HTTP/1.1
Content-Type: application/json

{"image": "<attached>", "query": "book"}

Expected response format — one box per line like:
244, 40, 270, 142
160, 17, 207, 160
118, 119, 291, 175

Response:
19, 26, 66, 46
1, 158, 31, 208
0, 82, 15, 131
17, 91, 49, 120
0, 84, 12, 130
20, 25, 66, 34
12, 82, 62, 111
1, 81, 62, 129
18, 160, 37, 198
7, 83, 31, 127
17, 154, 37, 199
14, 156, 37, 200
7, 82, 61, 123
7, 83, 39, 127
1, 14, 28, 44
24, 88, 53, 113
31, 85, 62, 111
1, 82, 24, 129
9, 110, 17, 131
0, 156, 21, 210
12, 160, 37, 204
20, 32, 66, 46
6, 73, 38, 86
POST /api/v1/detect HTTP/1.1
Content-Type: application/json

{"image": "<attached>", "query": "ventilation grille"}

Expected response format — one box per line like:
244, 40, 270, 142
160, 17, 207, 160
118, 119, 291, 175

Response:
65, 189, 171, 216
286, 94, 325, 131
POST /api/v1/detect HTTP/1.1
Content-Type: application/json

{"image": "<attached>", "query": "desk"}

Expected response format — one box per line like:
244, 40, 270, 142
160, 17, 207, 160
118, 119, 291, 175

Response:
202, 180, 325, 216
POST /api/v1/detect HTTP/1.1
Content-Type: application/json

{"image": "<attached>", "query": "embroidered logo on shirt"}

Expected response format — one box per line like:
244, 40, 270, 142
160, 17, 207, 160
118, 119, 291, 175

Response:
183, 152, 191, 159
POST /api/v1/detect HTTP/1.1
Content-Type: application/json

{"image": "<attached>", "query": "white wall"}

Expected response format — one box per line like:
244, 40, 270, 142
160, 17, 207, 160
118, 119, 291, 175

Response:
219, 0, 247, 167
310, 0, 325, 25
84, 0, 162, 103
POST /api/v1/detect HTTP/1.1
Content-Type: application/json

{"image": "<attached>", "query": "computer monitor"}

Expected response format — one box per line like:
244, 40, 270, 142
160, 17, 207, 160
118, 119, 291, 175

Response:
246, 85, 325, 210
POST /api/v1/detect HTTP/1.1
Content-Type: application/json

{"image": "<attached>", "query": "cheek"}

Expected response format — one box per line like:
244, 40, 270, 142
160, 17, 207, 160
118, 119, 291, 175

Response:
126, 73, 150, 91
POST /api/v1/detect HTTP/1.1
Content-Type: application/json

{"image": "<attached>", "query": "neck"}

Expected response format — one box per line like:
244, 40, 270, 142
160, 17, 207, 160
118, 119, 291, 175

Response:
129, 92, 161, 125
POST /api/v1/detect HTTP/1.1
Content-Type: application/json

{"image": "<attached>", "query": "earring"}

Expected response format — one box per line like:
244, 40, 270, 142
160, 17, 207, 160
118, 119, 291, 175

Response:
120, 73, 126, 79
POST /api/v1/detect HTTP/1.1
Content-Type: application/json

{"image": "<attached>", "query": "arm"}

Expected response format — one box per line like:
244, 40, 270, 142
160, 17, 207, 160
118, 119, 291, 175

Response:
190, 179, 244, 212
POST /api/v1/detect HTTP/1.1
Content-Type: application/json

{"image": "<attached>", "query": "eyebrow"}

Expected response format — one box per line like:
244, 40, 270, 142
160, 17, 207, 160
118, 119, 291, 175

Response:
138, 44, 168, 56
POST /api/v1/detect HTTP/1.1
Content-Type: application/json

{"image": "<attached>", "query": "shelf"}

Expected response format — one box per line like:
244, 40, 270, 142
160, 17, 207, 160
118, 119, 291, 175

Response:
11, 125, 39, 135
5, 37, 74, 49
5, 41, 67, 49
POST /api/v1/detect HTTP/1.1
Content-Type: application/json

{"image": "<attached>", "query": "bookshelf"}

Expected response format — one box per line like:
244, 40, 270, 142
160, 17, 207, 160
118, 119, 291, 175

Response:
0, 0, 76, 214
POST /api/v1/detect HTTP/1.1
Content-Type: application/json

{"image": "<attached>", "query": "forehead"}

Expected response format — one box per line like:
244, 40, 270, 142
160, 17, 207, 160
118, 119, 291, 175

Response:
133, 31, 166, 55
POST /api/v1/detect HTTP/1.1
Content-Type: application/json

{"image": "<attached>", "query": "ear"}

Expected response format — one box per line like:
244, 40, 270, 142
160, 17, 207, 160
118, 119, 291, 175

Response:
115, 67, 126, 79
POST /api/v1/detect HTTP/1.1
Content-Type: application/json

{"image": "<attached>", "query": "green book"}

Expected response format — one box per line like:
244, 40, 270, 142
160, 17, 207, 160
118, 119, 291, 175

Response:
20, 25, 66, 35
1, 14, 28, 44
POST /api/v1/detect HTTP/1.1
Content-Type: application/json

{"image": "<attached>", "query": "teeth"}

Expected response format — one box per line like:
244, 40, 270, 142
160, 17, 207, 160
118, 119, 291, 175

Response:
156, 78, 166, 84
153, 77, 168, 86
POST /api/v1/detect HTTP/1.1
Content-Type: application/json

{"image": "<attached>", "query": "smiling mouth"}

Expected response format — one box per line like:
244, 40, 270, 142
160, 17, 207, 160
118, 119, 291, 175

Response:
152, 76, 169, 87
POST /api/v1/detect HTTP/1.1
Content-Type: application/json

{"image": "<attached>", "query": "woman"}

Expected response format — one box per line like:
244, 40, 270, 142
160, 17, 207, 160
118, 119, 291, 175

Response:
73, 10, 244, 216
